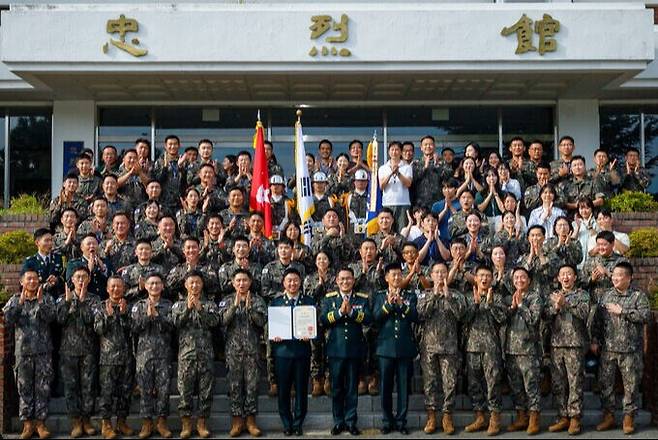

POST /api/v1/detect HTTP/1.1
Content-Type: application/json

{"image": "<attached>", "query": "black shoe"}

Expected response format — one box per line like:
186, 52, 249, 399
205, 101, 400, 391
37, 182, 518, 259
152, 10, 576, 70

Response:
348, 425, 361, 436
294, 427, 303, 436
331, 424, 344, 436
398, 427, 409, 435
380, 426, 392, 434
283, 428, 293, 436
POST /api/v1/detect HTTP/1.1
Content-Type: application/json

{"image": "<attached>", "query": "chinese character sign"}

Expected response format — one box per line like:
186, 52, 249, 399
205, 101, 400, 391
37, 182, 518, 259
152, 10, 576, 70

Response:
102, 14, 148, 57
309, 14, 351, 57
501, 13, 560, 56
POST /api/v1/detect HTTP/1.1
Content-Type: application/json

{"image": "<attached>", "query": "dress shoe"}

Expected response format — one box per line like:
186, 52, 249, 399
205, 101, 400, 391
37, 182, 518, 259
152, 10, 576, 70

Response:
283, 428, 293, 436
380, 426, 392, 434
399, 427, 410, 435
294, 427, 303, 436
348, 425, 361, 435
331, 424, 344, 435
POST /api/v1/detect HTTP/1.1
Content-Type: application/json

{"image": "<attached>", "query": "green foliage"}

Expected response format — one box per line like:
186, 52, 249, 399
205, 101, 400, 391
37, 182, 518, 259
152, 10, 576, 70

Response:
0, 194, 47, 216
628, 228, 658, 258
608, 191, 658, 213
651, 285, 658, 310
0, 230, 36, 264
0, 278, 11, 306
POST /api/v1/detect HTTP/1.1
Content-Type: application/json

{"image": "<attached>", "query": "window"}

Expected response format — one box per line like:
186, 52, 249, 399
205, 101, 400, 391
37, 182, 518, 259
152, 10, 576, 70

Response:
98, 106, 151, 154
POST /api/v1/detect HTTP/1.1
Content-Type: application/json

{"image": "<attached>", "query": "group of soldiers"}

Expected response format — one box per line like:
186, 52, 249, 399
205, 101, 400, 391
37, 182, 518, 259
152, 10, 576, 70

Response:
2, 133, 654, 439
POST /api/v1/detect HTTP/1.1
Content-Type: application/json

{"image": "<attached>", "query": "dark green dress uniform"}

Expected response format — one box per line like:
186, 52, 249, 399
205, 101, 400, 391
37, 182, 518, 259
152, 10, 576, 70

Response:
372, 290, 418, 430
271, 294, 316, 433
22, 252, 65, 297
320, 290, 372, 431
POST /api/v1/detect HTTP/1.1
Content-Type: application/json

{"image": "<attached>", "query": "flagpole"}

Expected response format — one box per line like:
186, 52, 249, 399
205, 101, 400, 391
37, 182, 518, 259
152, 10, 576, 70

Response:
296, 109, 302, 123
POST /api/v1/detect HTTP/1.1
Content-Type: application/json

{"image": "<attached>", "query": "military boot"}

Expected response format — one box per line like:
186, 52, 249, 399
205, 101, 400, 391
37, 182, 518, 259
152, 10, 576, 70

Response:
268, 382, 278, 397
245, 415, 262, 437
507, 410, 529, 432
19, 420, 35, 440
138, 418, 153, 439
465, 411, 487, 432
568, 417, 582, 435
155, 417, 172, 438
357, 377, 367, 395
229, 416, 244, 437
487, 411, 501, 436
180, 416, 192, 439
442, 412, 455, 435
82, 417, 97, 436
368, 374, 379, 396
101, 419, 117, 439
34, 420, 51, 440
623, 414, 635, 435
70, 417, 83, 438
116, 418, 135, 436
527, 411, 541, 435
323, 377, 331, 396
549, 417, 570, 432
596, 411, 616, 431
423, 409, 436, 434
311, 378, 324, 397
197, 417, 211, 438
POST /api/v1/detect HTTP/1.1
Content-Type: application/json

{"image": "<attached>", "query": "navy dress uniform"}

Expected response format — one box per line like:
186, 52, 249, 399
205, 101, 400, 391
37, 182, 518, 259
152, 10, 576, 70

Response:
372, 289, 418, 432
23, 252, 65, 297
320, 290, 372, 433
271, 293, 316, 435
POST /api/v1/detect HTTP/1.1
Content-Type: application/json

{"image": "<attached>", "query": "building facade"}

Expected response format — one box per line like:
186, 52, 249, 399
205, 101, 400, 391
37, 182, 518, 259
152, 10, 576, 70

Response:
0, 0, 657, 205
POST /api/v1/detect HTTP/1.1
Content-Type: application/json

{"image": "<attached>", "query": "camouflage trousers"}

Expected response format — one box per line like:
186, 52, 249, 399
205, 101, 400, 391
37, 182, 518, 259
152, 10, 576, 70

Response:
310, 331, 328, 380
177, 356, 215, 417
61, 354, 96, 418
551, 347, 585, 418
466, 351, 502, 412
507, 353, 541, 412
600, 351, 643, 415
137, 358, 171, 418
15, 354, 53, 421
99, 363, 134, 419
227, 352, 260, 417
421, 352, 460, 413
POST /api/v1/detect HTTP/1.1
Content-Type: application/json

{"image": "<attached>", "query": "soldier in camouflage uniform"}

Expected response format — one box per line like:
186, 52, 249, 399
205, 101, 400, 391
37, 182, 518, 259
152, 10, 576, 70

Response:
172, 272, 220, 439
270, 175, 297, 239
200, 213, 230, 267
411, 136, 453, 208
77, 197, 111, 242
589, 148, 621, 196
53, 207, 82, 261
134, 200, 160, 242
151, 216, 183, 275
592, 262, 651, 434
120, 239, 164, 303
56, 266, 101, 438
150, 135, 187, 214
133, 180, 163, 224
446, 238, 475, 292
557, 156, 605, 214
101, 174, 132, 220
100, 212, 136, 272
219, 187, 250, 249
619, 148, 651, 192
194, 164, 229, 214
581, 231, 629, 302
117, 148, 148, 208
542, 217, 583, 270
448, 190, 489, 238
417, 262, 466, 435
3, 270, 56, 440
371, 208, 405, 265
518, 225, 560, 292
217, 236, 263, 299
345, 169, 369, 245
523, 163, 552, 214
399, 242, 431, 291
218, 269, 267, 437
93, 276, 135, 439
311, 208, 354, 264
49, 173, 89, 228
246, 212, 276, 267
549, 136, 575, 185
504, 267, 543, 435
545, 265, 590, 435
75, 153, 102, 202
176, 187, 206, 240
131, 272, 175, 439
463, 265, 507, 436
166, 237, 219, 300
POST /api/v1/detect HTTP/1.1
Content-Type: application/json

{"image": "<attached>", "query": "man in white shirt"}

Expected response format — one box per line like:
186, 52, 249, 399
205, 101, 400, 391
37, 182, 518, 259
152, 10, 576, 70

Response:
378, 141, 413, 232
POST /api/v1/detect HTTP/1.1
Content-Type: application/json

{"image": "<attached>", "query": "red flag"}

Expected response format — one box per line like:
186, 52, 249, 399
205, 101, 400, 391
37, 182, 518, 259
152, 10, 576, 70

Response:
249, 119, 273, 238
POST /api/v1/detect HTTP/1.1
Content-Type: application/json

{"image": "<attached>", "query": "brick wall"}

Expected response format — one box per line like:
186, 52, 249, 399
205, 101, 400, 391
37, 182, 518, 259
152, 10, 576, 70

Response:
0, 214, 48, 236
0, 265, 22, 296
613, 212, 658, 234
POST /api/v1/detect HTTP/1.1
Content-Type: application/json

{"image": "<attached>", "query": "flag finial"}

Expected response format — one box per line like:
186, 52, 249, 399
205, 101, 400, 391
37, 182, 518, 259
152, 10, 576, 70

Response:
257, 109, 261, 121
296, 109, 302, 122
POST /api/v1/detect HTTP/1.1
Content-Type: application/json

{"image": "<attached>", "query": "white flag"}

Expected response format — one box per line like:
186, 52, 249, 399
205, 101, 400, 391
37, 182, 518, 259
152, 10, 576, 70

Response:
295, 120, 315, 245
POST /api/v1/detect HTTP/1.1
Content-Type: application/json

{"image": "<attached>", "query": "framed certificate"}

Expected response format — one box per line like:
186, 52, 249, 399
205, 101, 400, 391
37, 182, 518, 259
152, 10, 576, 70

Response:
293, 305, 317, 340
267, 307, 293, 340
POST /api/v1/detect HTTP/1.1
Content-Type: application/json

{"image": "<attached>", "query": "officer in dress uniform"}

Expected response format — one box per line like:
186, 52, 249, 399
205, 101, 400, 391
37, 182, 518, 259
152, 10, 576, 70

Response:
320, 267, 372, 436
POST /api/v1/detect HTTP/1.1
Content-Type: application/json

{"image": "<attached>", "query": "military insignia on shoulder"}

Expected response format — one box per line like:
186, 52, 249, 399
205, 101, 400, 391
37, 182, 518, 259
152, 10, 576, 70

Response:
131, 305, 138, 314
218, 301, 226, 307
356, 292, 369, 299
326, 291, 339, 298
262, 268, 268, 274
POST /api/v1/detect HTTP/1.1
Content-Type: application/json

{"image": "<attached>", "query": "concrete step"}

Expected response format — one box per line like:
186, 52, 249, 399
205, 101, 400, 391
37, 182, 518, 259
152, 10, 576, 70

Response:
10, 410, 652, 434
40, 392, 639, 415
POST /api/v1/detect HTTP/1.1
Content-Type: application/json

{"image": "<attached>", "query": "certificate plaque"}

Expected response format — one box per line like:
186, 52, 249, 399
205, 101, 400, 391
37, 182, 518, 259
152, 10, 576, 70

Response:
293, 305, 317, 340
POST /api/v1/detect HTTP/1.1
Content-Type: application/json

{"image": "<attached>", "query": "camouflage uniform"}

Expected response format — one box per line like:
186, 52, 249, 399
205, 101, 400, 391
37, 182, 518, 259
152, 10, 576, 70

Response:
151, 237, 183, 274
77, 218, 111, 242
94, 300, 134, 420
523, 183, 546, 213
411, 161, 452, 208
176, 210, 206, 240
200, 238, 230, 268
76, 174, 102, 201
131, 298, 174, 418
100, 237, 136, 273
416, 288, 466, 413
509, 159, 538, 190
56, 292, 101, 418
271, 195, 298, 238
619, 168, 651, 192
194, 184, 228, 214
557, 176, 604, 210
53, 231, 81, 261
217, 260, 263, 299
166, 262, 219, 300
589, 168, 620, 197
546, 288, 590, 418
172, 298, 221, 417
463, 289, 507, 412
517, 253, 560, 293
311, 234, 354, 267
504, 290, 543, 413
327, 173, 353, 198
117, 165, 146, 207
120, 262, 165, 303
371, 231, 405, 266
292, 242, 315, 275
219, 293, 267, 417
543, 237, 583, 270
303, 271, 337, 380
492, 230, 526, 265
105, 197, 132, 220
219, 209, 250, 246
247, 236, 276, 267
3, 294, 57, 421
549, 159, 571, 185
49, 195, 89, 226
133, 199, 167, 225
311, 194, 335, 223
580, 253, 630, 302
134, 220, 159, 242
150, 157, 186, 214
592, 287, 651, 416
449, 210, 490, 239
